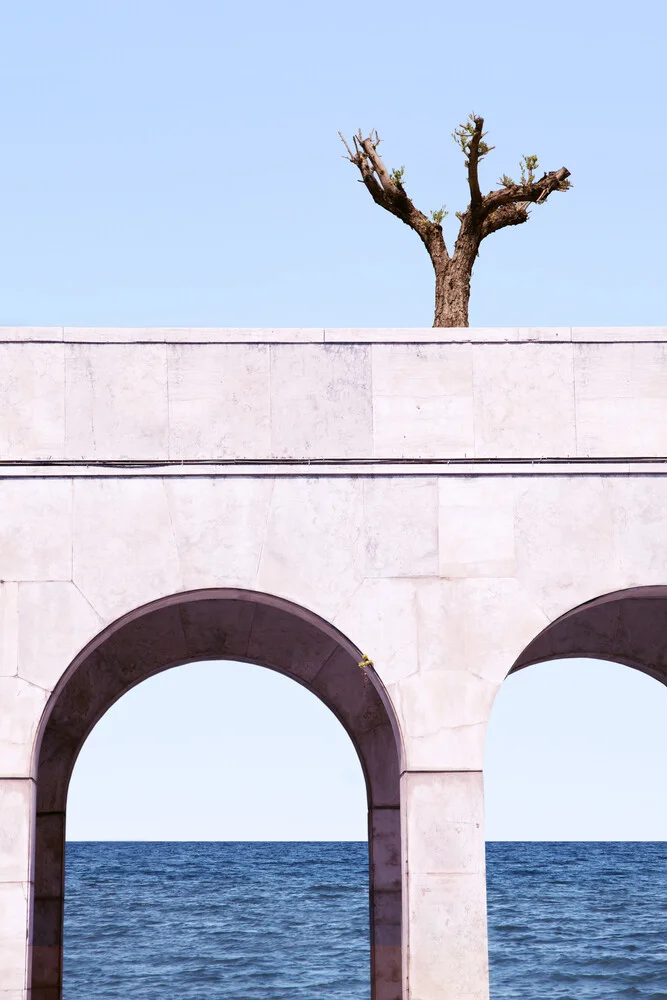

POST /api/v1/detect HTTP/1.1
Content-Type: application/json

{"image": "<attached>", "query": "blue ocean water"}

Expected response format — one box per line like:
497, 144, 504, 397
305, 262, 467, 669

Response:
486, 842, 667, 999
64, 842, 369, 999
64, 841, 667, 999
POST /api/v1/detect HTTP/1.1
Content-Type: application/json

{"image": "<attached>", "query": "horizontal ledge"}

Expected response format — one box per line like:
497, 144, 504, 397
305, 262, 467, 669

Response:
0, 326, 666, 344
2, 458, 667, 478
2, 456, 667, 466
401, 769, 483, 775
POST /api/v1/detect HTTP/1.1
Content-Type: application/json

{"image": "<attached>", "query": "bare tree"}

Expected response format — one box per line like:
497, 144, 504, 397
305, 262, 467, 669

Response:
340, 115, 571, 328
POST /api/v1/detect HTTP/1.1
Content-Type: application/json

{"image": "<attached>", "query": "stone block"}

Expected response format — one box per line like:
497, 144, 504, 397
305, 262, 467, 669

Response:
0, 584, 18, 677
371, 344, 473, 457
403, 771, 484, 875
269, 344, 372, 457
472, 343, 576, 457
407, 872, 488, 1000
17, 584, 102, 691
164, 479, 274, 589
373, 395, 474, 459
65, 344, 168, 459
414, 579, 466, 674
372, 344, 471, 400
363, 479, 439, 578
419, 575, 547, 681
607, 478, 667, 587
33, 813, 64, 899
0, 345, 65, 459
439, 478, 515, 577
0, 882, 29, 991
333, 578, 419, 687
370, 807, 401, 892
574, 343, 667, 456
167, 344, 270, 458
0, 780, 32, 881
455, 578, 550, 685
0, 677, 48, 777
391, 671, 497, 771
256, 478, 365, 621
0, 482, 71, 582
245, 602, 339, 682
514, 477, 623, 620
72, 480, 182, 621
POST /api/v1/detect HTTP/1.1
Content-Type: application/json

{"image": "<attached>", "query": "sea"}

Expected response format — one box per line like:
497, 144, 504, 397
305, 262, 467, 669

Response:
63, 841, 667, 999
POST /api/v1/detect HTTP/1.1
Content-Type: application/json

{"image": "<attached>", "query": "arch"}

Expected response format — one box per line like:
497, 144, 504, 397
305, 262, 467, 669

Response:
484, 586, 667, 989
30, 588, 403, 1000
511, 585, 667, 684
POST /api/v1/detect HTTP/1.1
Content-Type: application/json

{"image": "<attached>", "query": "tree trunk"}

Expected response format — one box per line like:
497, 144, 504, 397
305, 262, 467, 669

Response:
433, 258, 472, 328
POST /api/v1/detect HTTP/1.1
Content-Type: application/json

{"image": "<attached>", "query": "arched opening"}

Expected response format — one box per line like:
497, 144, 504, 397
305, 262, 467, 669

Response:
30, 589, 402, 1000
484, 586, 667, 997
511, 585, 667, 682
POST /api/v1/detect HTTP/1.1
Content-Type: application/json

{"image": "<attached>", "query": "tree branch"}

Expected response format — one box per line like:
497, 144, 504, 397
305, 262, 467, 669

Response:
453, 114, 495, 215
467, 117, 484, 209
482, 166, 571, 219
481, 202, 530, 238
339, 130, 449, 262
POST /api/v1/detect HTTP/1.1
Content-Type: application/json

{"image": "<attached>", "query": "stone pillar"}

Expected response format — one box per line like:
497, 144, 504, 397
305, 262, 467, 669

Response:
0, 777, 34, 1000
30, 811, 66, 999
403, 770, 489, 1000
369, 805, 402, 1000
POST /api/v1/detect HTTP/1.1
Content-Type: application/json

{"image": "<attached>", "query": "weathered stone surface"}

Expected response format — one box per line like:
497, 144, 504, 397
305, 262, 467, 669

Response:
0, 482, 71, 582
167, 344, 271, 458
363, 479, 439, 578
72, 479, 183, 620
0, 327, 666, 1000
256, 478, 365, 620
17, 584, 102, 690
472, 343, 576, 457
0, 677, 49, 777
164, 479, 274, 590
371, 344, 473, 457
0, 584, 19, 678
439, 478, 515, 578
0, 882, 29, 991
407, 873, 488, 999
65, 344, 169, 459
0, 780, 33, 882
403, 771, 485, 876
0, 344, 65, 459
574, 343, 667, 456
269, 344, 372, 457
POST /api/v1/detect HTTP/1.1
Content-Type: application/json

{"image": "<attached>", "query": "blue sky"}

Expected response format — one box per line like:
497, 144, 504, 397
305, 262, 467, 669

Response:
68, 656, 667, 841
67, 661, 369, 841
6, 1, 666, 839
2, 0, 665, 328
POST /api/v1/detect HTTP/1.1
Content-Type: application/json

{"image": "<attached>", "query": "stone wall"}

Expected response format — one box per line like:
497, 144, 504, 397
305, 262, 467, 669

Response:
1, 326, 667, 999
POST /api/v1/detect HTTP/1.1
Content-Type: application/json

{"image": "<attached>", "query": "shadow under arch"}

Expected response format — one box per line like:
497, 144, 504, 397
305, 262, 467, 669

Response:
511, 585, 667, 684
30, 588, 403, 1000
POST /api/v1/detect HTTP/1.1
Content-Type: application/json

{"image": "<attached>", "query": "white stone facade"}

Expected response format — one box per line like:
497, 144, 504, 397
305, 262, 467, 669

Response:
2, 325, 667, 999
